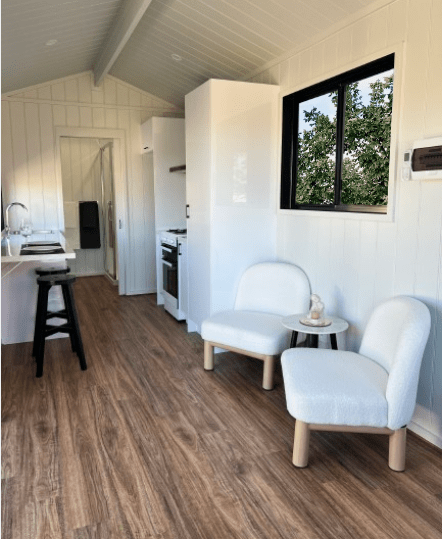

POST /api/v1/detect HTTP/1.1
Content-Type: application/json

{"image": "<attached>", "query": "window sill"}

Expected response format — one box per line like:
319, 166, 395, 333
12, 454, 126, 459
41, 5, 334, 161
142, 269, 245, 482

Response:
277, 207, 394, 223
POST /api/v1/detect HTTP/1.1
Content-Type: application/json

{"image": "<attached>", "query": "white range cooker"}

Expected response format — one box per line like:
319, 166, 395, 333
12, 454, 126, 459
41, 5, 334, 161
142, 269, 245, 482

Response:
160, 229, 187, 321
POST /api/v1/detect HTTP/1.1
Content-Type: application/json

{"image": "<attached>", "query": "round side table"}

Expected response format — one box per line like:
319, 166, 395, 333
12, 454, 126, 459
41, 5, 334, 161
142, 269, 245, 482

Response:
282, 314, 349, 349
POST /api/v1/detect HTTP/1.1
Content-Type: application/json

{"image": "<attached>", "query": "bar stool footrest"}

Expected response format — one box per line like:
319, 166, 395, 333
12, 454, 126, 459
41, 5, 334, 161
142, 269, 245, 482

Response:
45, 323, 72, 337
46, 310, 68, 320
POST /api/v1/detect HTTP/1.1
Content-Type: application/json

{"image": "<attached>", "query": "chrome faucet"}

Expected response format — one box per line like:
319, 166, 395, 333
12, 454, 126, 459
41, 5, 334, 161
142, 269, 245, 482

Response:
5, 202, 28, 237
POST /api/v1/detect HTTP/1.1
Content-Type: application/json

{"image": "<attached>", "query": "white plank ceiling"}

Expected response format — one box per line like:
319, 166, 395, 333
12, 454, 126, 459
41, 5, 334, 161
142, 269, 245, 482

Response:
3, 0, 381, 106
1, 0, 124, 93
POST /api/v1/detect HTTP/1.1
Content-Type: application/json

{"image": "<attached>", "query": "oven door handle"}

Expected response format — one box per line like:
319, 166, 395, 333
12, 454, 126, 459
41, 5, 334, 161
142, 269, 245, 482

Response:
162, 260, 176, 268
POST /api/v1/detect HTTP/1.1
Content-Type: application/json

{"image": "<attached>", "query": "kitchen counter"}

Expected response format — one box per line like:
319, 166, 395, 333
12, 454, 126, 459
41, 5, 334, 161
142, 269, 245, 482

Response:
1, 230, 75, 264
1, 231, 76, 345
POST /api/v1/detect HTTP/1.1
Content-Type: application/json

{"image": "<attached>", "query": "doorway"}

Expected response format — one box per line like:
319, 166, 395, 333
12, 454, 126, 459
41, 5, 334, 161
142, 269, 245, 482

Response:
55, 127, 128, 295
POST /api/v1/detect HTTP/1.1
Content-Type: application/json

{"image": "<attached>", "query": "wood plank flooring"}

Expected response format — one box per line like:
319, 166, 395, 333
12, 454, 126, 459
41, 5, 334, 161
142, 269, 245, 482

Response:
2, 275, 442, 539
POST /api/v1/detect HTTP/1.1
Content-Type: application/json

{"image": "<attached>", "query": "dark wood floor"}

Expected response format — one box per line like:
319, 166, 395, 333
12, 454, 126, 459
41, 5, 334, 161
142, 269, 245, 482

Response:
2, 275, 442, 539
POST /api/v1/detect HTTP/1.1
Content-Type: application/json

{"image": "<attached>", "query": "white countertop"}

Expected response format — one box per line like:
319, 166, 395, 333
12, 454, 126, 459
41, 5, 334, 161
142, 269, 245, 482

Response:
1, 231, 75, 263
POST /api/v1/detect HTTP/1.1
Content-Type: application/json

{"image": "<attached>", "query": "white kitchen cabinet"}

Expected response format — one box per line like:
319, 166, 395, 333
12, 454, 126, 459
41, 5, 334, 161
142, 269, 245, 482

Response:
185, 79, 280, 334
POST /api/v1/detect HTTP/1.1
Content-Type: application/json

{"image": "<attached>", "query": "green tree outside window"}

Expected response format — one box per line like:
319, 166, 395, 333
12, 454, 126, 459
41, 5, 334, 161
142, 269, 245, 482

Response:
296, 74, 394, 207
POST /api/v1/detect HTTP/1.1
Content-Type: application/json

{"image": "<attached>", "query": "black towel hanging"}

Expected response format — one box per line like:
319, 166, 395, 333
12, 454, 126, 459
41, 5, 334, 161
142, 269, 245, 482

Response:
79, 201, 101, 249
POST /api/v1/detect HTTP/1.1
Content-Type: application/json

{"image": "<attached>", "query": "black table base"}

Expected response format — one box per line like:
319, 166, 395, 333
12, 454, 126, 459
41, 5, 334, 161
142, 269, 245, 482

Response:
290, 331, 338, 350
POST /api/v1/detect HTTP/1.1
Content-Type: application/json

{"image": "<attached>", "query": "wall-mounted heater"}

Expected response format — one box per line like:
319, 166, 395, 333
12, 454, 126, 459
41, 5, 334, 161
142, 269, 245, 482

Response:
402, 137, 442, 181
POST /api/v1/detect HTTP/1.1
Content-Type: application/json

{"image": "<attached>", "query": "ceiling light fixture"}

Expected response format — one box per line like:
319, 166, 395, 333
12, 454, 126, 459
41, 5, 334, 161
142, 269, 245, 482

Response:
171, 53, 182, 62
45, 39, 58, 46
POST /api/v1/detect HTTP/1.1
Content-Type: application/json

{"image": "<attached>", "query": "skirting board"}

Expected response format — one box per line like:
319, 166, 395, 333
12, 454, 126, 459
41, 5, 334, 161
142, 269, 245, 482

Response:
409, 420, 442, 450
74, 271, 106, 277
408, 403, 442, 449
104, 273, 118, 286
126, 288, 156, 296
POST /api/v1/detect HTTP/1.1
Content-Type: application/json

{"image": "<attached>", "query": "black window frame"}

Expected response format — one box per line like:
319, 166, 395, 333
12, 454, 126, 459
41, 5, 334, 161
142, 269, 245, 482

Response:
280, 53, 395, 214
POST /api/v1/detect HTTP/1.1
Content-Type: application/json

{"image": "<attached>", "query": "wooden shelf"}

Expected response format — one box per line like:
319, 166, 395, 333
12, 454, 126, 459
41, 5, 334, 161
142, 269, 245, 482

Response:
169, 164, 186, 173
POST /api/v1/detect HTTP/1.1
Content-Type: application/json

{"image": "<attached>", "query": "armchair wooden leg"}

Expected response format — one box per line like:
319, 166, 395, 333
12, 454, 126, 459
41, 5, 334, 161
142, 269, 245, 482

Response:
204, 341, 215, 371
389, 427, 407, 472
262, 355, 275, 390
293, 420, 310, 468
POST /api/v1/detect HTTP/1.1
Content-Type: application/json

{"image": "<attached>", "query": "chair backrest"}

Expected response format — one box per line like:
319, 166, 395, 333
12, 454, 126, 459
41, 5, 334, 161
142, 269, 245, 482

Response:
359, 296, 431, 429
234, 262, 311, 317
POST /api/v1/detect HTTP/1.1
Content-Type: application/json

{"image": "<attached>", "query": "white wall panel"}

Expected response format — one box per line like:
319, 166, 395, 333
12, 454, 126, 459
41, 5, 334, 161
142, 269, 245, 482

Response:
66, 105, 80, 127
24, 103, 45, 230
105, 109, 118, 129
37, 86, 51, 101
366, 8, 388, 53
2, 72, 182, 294
65, 79, 79, 103
51, 82, 65, 102
1, 102, 16, 210
78, 75, 92, 104
52, 105, 66, 126
91, 86, 105, 105
250, 0, 442, 447
79, 107, 93, 128
39, 104, 59, 231
92, 108, 105, 128
130, 109, 148, 293
9, 102, 30, 226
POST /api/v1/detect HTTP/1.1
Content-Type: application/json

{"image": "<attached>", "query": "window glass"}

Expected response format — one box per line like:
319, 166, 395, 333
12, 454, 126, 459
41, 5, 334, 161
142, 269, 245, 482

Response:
280, 54, 395, 213
296, 92, 336, 205
341, 69, 394, 206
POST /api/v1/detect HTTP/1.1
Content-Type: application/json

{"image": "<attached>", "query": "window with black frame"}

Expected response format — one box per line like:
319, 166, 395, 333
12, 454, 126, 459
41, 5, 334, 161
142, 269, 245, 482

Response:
280, 54, 394, 213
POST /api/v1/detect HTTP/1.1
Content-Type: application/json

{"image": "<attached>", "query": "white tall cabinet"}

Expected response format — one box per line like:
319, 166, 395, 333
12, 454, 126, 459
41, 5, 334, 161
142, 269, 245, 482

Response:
185, 79, 280, 333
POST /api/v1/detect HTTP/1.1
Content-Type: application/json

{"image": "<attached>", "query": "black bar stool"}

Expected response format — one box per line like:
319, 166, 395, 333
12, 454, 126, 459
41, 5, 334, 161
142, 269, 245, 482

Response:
33, 274, 87, 378
35, 266, 71, 276
32, 266, 71, 358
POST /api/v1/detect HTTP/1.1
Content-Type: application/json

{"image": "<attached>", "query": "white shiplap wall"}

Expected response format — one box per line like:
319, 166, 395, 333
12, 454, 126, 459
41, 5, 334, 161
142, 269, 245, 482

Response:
2, 71, 183, 294
247, 0, 442, 447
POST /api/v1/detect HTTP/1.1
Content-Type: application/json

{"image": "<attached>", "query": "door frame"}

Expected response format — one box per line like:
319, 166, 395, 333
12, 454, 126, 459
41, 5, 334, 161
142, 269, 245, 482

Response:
54, 127, 129, 295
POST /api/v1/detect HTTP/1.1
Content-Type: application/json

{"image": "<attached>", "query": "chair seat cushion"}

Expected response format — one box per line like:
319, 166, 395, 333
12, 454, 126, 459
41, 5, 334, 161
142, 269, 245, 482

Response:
281, 349, 389, 427
201, 310, 292, 356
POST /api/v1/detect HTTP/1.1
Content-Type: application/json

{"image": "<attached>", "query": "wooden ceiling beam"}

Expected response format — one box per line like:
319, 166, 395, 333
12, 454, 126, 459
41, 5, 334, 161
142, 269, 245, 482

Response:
93, 0, 152, 87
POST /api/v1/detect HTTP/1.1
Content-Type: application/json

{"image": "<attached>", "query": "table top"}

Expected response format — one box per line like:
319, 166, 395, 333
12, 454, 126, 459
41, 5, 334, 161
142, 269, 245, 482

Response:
1, 231, 75, 263
282, 314, 349, 335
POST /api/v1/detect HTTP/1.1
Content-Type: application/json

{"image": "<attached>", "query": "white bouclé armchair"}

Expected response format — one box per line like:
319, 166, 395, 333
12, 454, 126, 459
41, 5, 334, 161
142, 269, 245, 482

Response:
201, 262, 311, 390
281, 296, 431, 471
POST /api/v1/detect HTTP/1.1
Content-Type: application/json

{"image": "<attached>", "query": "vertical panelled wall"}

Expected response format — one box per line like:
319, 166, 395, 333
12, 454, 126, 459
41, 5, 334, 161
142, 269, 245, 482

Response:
1, 72, 182, 294
247, 0, 442, 447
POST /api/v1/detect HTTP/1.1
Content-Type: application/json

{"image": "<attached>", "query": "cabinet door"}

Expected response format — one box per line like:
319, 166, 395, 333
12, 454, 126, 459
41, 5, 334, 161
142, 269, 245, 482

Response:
185, 82, 211, 333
